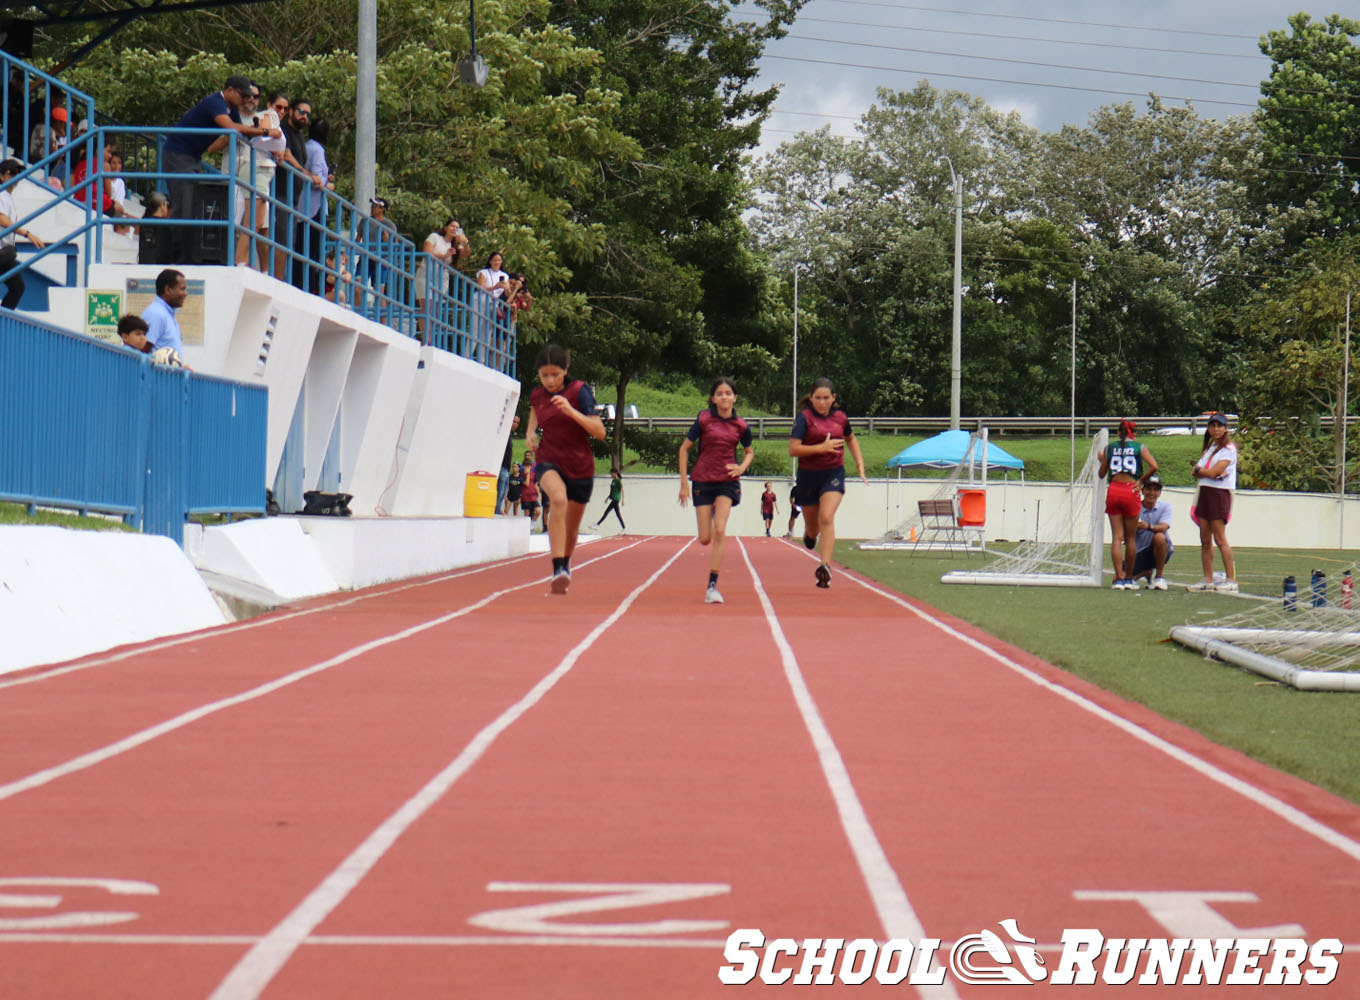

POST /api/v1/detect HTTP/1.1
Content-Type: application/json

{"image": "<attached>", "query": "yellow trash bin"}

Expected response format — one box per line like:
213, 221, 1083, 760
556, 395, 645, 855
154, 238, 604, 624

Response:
464, 470, 498, 517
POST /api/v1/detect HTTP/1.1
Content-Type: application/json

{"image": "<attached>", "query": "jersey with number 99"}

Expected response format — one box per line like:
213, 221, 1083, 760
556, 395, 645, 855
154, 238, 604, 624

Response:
1105, 441, 1142, 481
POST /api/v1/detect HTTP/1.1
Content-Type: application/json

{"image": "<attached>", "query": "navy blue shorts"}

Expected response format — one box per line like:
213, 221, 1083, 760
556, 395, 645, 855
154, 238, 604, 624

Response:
692, 480, 741, 507
534, 462, 594, 505
794, 466, 845, 507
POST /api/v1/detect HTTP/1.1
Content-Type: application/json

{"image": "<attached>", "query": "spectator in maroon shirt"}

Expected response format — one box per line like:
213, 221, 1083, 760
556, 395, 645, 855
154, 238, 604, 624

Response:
678, 377, 754, 605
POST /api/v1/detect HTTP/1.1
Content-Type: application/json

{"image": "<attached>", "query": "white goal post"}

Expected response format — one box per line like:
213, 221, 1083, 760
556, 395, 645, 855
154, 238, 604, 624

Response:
1170, 607, 1360, 692
941, 430, 1108, 587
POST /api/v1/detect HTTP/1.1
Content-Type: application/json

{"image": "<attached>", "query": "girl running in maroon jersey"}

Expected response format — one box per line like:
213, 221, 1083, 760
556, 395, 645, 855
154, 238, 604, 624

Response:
679, 377, 754, 604
789, 377, 866, 589
525, 345, 607, 593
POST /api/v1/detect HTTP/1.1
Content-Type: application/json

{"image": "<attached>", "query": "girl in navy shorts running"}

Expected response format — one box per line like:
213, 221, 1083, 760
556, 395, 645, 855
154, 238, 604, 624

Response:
789, 377, 866, 589
679, 377, 754, 604
525, 345, 607, 593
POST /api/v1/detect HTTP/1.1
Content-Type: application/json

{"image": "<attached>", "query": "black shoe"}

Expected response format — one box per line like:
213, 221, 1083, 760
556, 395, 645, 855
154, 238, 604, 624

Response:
815, 564, 831, 588
803, 534, 817, 550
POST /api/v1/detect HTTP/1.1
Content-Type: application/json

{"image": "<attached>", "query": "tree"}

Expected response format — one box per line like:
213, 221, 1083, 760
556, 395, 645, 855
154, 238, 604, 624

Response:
1256, 14, 1360, 243
537, 0, 808, 467
1236, 238, 1360, 492
47, 0, 637, 336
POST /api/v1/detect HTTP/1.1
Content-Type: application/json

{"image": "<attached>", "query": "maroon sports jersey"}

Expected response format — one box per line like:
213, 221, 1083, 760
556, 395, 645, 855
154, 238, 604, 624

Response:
760, 489, 776, 515
686, 410, 753, 482
530, 379, 597, 479
791, 407, 853, 471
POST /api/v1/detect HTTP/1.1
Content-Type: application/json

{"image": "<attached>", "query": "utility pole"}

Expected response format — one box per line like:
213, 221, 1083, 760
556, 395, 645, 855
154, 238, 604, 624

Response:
943, 157, 962, 430
355, 0, 377, 209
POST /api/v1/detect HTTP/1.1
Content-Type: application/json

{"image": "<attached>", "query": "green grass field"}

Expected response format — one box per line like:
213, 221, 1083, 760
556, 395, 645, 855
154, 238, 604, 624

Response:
836, 543, 1360, 806
0, 502, 133, 531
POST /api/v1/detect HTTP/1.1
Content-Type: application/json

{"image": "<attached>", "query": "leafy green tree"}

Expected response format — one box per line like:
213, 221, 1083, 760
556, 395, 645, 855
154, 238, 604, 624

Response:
1256, 14, 1360, 242
1236, 238, 1360, 492
534, 0, 807, 468
47, 0, 636, 336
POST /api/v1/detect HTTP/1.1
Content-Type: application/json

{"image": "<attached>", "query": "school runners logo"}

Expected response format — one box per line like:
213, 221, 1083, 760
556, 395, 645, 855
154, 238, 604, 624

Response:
718, 922, 1342, 986
949, 918, 1047, 984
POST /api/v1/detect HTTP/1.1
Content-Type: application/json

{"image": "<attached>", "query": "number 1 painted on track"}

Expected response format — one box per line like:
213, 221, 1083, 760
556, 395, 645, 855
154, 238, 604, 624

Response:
469, 881, 730, 936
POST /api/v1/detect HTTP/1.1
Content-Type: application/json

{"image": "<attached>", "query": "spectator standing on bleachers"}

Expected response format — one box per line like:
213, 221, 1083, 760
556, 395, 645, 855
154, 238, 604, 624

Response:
162, 75, 276, 235
0, 157, 44, 309
414, 218, 459, 339
69, 144, 126, 217
142, 268, 187, 354
293, 118, 331, 294
476, 251, 510, 302
361, 196, 398, 295
232, 82, 284, 270
28, 106, 66, 167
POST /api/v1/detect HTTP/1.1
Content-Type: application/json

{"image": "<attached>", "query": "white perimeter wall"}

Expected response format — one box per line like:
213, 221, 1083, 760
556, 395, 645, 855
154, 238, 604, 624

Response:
79, 265, 518, 518
587, 475, 1360, 551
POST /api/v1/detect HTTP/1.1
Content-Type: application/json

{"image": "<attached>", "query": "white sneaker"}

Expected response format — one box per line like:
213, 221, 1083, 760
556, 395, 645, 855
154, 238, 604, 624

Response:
1215, 579, 1240, 593
705, 586, 724, 604
1188, 579, 1215, 592
1151, 577, 1168, 591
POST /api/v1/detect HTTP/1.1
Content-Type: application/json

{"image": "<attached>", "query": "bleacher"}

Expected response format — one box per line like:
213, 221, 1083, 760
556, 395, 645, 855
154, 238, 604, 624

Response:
0, 53, 521, 537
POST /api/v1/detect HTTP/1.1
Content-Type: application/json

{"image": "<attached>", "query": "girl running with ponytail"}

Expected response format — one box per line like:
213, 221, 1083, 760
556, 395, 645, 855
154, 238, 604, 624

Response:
679, 377, 754, 604
525, 345, 607, 593
789, 377, 866, 589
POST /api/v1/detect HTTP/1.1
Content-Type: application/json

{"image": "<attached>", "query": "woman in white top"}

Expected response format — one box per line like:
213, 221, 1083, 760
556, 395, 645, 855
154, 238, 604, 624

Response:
232, 83, 284, 268
476, 251, 510, 299
414, 219, 459, 338
1189, 412, 1238, 592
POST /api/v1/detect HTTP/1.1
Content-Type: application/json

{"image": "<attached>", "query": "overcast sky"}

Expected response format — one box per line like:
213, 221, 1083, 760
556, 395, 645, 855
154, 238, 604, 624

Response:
745, 0, 1333, 159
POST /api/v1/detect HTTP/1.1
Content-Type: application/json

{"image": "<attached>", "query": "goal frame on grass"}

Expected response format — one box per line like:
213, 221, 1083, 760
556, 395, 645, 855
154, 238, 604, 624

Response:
941, 429, 1108, 587
1170, 606, 1360, 692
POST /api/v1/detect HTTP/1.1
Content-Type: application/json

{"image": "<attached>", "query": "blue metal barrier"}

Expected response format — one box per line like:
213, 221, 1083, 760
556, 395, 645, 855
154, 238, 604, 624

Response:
0, 310, 266, 544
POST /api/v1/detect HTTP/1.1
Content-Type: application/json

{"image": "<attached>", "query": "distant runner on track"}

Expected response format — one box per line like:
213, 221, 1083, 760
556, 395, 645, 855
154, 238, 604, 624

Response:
526, 344, 607, 593
789, 376, 866, 590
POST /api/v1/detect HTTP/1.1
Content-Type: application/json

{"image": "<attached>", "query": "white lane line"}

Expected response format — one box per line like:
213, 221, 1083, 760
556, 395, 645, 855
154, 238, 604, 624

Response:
737, 539, 959, 1000
0, 933, 729, 948
207, 539, 695, 1000
826, 554, 1360, 866
0, 549, 551, 692
0, 539, 652, 805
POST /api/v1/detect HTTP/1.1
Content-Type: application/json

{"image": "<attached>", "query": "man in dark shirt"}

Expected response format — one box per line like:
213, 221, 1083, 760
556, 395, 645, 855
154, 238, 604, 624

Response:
163, 74, 276, 260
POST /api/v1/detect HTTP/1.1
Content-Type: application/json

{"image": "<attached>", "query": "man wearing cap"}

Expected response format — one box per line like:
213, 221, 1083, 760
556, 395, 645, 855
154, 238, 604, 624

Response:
1131, 475, 1173, 590
28, 105, 67, 163
163, 75, 280, 256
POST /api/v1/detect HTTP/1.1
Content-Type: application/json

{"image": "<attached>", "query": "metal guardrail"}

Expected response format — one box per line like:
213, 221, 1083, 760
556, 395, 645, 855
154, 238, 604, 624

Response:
0, 57, 517, 376
0, 310, 266, 543
624, 415, 1241, 437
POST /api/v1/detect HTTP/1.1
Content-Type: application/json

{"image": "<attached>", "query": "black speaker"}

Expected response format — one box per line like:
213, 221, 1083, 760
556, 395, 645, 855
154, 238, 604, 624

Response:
0, 20, 34, 59
183, 178, 230, 265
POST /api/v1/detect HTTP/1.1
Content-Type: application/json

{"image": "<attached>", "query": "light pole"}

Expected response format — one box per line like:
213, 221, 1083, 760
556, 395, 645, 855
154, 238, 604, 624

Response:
792, 265, 799, 478
942, 156, 962, 430
355, 0, 377, 209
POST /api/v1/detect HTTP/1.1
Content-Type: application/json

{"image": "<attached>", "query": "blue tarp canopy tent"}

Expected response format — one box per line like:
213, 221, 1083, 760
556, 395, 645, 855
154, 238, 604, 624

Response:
886, 429, 1024, 470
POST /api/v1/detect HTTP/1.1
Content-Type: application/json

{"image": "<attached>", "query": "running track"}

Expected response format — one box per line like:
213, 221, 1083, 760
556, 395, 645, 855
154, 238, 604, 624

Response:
1, 536, 1357, 998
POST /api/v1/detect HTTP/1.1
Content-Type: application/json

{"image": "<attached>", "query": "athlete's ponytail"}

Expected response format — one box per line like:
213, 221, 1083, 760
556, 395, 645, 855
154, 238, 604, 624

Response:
1118, 418, 1136, 442
796, 376, 836, 414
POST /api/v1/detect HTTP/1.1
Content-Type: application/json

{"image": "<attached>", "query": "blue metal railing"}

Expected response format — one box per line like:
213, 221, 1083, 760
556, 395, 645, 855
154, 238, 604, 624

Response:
0, 310, 267, 543
0, 79, 518, 375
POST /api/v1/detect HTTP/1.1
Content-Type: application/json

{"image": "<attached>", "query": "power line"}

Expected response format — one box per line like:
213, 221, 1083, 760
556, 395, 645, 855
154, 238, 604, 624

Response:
735, 8, 1263, 62
780, 31, 1261, 90
822, 0, 1262, 41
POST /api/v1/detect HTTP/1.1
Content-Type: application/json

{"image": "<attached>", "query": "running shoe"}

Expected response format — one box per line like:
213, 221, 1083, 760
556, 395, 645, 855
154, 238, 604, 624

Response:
550, 567, 571, 594
815, 564, 831, 589
1111, 578, 1125, 590
1187, 579, 1215, 592
803, 534, 818, 550
705, 586, 725, 604
1151, 577, 1168, 591
1215, 579, 1240, 593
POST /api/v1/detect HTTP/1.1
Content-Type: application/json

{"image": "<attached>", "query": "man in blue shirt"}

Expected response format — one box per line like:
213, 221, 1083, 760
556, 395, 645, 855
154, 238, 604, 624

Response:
142, 269, 187, 354
164, 75, 279, 261
1131, 475, 1174, 590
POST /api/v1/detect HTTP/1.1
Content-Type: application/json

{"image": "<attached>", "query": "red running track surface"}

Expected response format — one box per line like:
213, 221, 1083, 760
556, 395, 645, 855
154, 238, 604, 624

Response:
0, 535, 1357, 998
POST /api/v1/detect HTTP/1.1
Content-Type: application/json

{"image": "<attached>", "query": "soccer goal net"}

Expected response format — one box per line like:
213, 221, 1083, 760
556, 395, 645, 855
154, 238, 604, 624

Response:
859, 431, 986, 552
941, 429, 1108, 586
1170, 602, 1360, 692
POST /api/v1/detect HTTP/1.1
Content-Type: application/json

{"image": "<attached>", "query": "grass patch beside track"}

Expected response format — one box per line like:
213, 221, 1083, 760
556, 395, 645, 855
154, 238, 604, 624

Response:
837, 543, 1360, 806
0, 502, 133, 531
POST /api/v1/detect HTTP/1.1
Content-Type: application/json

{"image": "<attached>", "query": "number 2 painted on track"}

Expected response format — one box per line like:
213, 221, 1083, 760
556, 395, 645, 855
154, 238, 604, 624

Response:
468, 881, 730, 936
